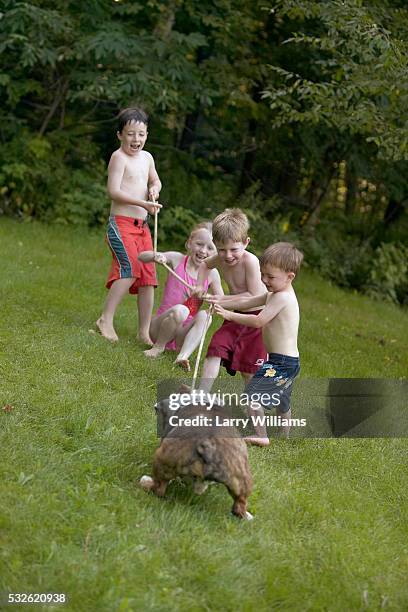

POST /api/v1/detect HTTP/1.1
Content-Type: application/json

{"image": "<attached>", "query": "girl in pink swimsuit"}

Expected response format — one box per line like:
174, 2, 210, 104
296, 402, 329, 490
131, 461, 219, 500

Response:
138, 223, 223, 370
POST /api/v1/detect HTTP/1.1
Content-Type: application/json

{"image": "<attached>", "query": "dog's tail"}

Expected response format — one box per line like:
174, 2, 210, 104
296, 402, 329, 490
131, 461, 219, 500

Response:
196, 439, 226, 482
196, 439, 217, 464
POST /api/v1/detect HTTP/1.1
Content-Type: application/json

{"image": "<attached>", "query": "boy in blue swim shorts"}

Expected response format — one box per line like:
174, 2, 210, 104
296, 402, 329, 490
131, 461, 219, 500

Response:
213, 242, 303, 444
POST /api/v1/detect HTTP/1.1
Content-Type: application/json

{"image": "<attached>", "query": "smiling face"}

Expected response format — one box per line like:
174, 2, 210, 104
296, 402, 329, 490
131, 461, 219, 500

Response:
261, 264, 294, 293
117, 120, 148, 156
187, 229, 217, 266
215, 238, 250, 266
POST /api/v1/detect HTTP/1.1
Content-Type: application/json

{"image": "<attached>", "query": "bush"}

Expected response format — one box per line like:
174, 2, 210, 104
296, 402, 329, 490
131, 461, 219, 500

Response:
52, 170, 108, 227
0, 131, 108, 225
157, 149, 233, 220
233, 182, 295, 253
295, 231, 408, 305
303, 233, 372, 290
157, 205, 202, 250
364, 242, 408, 304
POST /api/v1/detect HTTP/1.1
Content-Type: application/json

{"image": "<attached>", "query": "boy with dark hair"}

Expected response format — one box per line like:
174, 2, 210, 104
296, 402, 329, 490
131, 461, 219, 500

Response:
96, 107, 162, 343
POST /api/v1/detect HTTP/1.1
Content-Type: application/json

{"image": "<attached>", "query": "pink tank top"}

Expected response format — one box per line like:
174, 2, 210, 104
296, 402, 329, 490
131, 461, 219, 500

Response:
156, 256, 209, 318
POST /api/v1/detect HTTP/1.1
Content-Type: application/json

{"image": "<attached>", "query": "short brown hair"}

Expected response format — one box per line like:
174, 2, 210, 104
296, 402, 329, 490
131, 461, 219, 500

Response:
117, 108, 148, 133
260, 242, 304, 274
212, 208, 249, 244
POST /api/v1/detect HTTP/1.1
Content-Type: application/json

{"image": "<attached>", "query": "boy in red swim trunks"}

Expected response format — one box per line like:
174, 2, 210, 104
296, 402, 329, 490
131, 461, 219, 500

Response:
194, 208, 267, 392
96, 108, 162, 343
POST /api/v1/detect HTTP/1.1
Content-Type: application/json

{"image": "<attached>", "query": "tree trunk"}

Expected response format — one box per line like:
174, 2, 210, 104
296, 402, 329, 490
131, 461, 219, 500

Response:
345, 163, 357, 215
383, 198, 406, 227
178, 110, 200, 152
239, 119, 258, 193
153, 1, 179, 39
303, 167, 335, 228
273, 153, 302, 203
39, 78, 69, 136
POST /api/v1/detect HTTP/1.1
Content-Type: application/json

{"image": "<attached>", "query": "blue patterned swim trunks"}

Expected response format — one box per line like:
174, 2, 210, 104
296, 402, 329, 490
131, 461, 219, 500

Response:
244, 353, 300, 413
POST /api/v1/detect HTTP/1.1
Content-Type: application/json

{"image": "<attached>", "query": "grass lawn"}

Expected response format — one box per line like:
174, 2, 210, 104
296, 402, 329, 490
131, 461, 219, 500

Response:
1, 217, 407, 612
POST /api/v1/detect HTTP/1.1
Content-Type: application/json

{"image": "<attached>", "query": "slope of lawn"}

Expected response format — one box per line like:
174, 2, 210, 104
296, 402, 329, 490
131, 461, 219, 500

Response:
1, 218, 407, 611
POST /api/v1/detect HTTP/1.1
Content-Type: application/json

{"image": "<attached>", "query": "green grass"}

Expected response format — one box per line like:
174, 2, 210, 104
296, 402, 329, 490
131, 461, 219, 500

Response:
0, 217, 407, 612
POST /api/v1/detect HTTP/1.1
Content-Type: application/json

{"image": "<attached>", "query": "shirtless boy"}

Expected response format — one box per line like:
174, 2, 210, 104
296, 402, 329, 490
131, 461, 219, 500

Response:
194, 208, 267, 392
213, 242, 303, 444
96, 108, 162, 343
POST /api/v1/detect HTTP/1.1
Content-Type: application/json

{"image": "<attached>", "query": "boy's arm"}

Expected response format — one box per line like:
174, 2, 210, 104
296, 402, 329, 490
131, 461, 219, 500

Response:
107, 152, 162, 214
205, 255, 266, 306
138, 250, 183, 268
147, 154, 162, 202
207, 269, 224, 297
214, 293, 287, 328
192, 254, 219, 296
207, 292, 267, 310
245, 255, 267, 296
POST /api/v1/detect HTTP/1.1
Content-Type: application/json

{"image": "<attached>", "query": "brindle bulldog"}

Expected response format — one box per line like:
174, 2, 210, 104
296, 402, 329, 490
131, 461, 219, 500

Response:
140, 394, 253, 519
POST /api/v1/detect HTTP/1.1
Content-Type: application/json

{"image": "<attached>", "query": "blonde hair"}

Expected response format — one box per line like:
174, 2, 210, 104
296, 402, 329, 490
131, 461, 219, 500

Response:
260, 242, 304, 274
212, 208, 249, 244
189, 221, 213, 239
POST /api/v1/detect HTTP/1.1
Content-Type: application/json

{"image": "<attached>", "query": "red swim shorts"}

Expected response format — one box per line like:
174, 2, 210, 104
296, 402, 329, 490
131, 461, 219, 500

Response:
206, 311, 267, 375
105, 215, 157, 295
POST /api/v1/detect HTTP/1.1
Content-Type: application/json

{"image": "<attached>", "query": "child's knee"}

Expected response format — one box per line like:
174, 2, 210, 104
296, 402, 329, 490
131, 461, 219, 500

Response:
171, 304, 190, 324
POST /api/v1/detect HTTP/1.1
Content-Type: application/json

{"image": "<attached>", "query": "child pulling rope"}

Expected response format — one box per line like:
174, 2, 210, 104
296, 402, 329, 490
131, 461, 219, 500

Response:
142, 216, 218, 377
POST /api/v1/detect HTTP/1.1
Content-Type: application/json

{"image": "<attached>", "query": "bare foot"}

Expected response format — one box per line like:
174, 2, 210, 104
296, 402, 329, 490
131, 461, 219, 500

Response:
244, 436, 270, 447
144, 346, 164, 358
174, 358, 191, 372
193, 480, 208, 495
96, 318, 118, 342
138, 334, 154, 347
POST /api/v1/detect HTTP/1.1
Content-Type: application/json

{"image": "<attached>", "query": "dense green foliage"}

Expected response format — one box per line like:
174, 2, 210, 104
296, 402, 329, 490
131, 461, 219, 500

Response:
0, 0, 407, 302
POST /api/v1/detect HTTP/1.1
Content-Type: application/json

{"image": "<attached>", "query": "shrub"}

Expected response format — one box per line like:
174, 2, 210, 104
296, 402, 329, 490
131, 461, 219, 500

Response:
233, 182, 294, 253
303, 233, 373, 290
157, 205, 202, 250
364, 242, 408, 304
0, 131, 108, 224
52, 170, 108, 227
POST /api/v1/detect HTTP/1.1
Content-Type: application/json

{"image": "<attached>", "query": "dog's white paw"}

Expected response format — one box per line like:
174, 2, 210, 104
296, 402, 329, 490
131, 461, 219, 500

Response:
139, 475, 154, 491
244, 511, 254, 521
193, 480, 209, 495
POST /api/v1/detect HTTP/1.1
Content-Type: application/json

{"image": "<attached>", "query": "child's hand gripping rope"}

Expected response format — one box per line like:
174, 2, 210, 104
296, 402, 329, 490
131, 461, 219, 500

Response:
152, 248, 210, 298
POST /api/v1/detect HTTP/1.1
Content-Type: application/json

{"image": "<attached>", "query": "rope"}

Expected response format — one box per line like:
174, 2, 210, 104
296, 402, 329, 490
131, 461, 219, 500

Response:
191, 305, 213, 391
161, 261, 194, 291
152, 196, 158, 256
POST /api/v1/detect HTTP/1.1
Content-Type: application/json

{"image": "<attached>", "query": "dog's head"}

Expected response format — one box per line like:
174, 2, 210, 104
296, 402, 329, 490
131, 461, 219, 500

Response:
155, 388, 226, 438
155, 387, 223, 416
